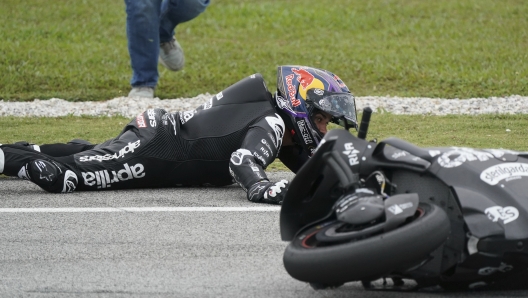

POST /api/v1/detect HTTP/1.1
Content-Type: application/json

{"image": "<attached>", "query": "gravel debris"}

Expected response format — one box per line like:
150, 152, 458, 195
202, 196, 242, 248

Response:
1, 94, 527, 117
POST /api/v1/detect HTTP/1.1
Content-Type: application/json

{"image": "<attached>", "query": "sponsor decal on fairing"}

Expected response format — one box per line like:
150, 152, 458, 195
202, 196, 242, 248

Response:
429, 150, 441, 157
313, 88, 324, 96
343, 142, 360, 166
82, 162, 145, 189
436, 147, 526, 168
387, 202, 414, 215
437, 147, 497, 168
79, 140, 141, 162
480, 162, 528, 185
484, 205, 519, 224
391, 150, 407, 159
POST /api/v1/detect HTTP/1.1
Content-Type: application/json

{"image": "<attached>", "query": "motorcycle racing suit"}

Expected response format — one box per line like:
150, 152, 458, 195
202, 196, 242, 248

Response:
0, 74, 300, 203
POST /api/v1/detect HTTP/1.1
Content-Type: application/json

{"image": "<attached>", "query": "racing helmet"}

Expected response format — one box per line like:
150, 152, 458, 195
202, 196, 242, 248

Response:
275, 65, 357, 156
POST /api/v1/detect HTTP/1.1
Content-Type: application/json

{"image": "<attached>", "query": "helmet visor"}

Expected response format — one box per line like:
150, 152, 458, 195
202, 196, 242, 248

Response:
311, 92, 357, 129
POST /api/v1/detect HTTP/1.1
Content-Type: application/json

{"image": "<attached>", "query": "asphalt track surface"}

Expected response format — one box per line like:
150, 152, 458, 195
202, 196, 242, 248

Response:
0, 172, 525, 298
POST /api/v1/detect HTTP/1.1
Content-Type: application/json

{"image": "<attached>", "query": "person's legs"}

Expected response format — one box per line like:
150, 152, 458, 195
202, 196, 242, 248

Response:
159, 0, 210, 43
157, 0, 209, 71
124, 0, 163, 89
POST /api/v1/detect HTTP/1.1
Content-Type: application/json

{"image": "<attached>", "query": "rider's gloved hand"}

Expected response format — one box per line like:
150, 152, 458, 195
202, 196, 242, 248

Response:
247, 180, 289, 205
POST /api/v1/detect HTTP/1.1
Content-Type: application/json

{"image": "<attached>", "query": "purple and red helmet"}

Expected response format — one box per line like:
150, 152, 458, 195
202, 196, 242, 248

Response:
275, 65, 357, 156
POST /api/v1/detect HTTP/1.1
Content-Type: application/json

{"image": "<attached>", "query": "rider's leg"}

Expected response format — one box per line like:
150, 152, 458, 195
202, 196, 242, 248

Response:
0, 144, 78, 193
12, 138, 120, 157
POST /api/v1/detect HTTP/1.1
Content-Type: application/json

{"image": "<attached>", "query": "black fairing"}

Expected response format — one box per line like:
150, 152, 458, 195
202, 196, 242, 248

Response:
280, 123, 528, 288
428, 148, 528, 241
282, 128, 528, 242
280, 129, 369, 241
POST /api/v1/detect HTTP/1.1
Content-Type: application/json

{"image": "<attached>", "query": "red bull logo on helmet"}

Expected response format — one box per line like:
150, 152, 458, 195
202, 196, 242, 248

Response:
292, 67, 324, 100
285, 74, 301, 107
292, 68, 314, 89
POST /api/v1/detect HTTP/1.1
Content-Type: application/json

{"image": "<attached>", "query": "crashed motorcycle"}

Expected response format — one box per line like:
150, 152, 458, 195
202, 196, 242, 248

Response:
280, 108, 528, 291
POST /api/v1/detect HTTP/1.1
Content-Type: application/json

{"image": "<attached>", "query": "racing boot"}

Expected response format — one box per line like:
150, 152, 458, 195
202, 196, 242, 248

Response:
0, 144, 78, 193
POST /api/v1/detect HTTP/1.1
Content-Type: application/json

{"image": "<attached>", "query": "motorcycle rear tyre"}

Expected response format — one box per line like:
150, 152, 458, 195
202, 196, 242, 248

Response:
283, 203, 449, 285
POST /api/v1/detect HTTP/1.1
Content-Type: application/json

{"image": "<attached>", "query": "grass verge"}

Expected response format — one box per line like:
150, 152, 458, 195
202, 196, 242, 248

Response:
1, 0, 527, 100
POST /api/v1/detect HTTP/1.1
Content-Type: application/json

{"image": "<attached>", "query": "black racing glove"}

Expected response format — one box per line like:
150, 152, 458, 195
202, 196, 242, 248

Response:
247, 180, 289, 205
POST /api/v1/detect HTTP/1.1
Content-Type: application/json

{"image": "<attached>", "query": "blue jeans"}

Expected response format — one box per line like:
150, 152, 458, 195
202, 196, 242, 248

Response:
124, 0, 210, 88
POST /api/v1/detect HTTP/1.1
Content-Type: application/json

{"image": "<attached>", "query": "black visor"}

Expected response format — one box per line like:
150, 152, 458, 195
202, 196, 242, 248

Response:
307, 89, 357, 129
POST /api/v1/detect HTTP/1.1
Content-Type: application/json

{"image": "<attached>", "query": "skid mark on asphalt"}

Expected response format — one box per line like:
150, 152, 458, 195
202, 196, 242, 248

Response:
0, 207, 281, 213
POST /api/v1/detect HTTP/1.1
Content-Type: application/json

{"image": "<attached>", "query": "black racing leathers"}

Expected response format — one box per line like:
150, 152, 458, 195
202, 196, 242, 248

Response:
1, 74, 290, 195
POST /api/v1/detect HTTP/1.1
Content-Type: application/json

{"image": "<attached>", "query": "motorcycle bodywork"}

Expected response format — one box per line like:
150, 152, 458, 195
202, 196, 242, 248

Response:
280, 125, 528, 289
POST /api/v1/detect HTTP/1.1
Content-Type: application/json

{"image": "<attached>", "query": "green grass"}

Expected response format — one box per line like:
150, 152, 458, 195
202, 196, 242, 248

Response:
0, 116, 128, 145
2, 113, 527, 171
1, 0, 527, 101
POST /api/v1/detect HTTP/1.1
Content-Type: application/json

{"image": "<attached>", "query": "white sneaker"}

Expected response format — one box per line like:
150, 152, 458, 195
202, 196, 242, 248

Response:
159, 38, 185, 71
128, 87, 154, 98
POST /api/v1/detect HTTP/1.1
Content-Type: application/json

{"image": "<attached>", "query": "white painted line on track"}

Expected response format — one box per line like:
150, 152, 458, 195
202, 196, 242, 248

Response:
0, 207, 281, 213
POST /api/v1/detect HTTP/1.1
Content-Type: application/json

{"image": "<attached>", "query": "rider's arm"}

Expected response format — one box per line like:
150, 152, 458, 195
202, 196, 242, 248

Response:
229, 126, 278, 191
229, 115, 289, 203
